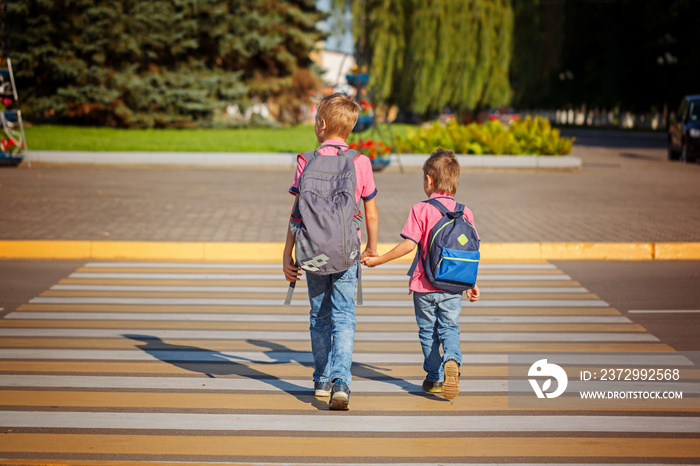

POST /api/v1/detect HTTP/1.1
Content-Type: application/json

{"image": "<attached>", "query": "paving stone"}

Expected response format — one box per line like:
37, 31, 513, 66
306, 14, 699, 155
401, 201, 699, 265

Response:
1, 137, 698, 243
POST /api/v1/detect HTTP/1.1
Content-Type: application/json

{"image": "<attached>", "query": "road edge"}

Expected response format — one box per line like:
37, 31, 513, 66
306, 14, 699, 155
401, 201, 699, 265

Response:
1, 241, 698, 261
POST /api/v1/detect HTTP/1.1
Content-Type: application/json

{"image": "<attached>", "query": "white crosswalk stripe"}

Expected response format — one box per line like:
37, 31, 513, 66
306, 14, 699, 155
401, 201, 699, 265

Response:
5, 311, 633, 323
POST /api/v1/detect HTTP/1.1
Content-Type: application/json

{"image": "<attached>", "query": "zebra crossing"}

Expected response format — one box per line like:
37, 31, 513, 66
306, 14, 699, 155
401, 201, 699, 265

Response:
0, 260, 698, 464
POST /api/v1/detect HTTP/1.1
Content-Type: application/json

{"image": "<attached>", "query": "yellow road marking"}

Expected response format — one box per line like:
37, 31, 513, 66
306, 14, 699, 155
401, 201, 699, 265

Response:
0, 338, 674, 353
39, 290, 602, 301
1, 361, 696, 379
1, 434, 698, 458
72, 267, 567, 276
0, 361, 457, 377
56, 279, 583, 287
1, 391, 698, 412
0, 319, 647, 333
17, 304, 619, 315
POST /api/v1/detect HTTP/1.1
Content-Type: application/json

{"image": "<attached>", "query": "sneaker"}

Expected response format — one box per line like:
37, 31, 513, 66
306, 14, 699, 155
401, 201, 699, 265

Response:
422, 379, 443, 394
442, 359, 460, 400
329, 379, 350, 410
314, 381, 331, 397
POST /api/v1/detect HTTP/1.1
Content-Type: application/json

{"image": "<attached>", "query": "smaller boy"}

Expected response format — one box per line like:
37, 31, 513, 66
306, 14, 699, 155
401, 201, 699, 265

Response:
362, 148, 479, 400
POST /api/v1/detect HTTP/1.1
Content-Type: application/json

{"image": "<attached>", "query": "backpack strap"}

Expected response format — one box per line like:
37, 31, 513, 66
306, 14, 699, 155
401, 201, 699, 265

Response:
283, 280, 295, 306
356, 260, 363, 305
312, 144, 361, 160
299, 150, 315, 162
406, 198, 463, 278
424, 198, 464, 219
344, 148, 361, 160
407, 241, 421, 278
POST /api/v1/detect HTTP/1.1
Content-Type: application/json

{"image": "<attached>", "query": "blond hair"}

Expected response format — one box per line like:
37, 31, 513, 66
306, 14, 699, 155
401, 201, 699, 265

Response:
423, 148, 460, 196
315, 93, 360, 139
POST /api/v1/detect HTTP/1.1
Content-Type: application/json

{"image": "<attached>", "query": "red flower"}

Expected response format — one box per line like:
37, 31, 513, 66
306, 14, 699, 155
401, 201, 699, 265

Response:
352, 138, 391, 160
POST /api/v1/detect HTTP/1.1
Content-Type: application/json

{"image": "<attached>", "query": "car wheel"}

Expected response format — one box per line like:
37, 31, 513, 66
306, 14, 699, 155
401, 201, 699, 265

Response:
668, 138, 680, 160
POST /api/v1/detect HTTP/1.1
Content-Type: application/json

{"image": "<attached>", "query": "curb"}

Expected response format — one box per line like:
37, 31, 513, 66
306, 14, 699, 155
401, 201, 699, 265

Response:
1, 241, 699, 261
24, 151, 582, 170
25, 151, 299, 168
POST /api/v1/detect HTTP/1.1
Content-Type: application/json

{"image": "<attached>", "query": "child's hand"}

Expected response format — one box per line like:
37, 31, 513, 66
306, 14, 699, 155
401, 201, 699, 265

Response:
466, 284, 480, 302
361, 247, 378, 261
282, 255, 301, 282
362, 256, 380, 268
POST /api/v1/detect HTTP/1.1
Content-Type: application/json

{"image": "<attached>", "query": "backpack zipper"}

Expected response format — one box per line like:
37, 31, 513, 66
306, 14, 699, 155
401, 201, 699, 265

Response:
430, 219, 455, 249
339, 198, 348, 268
437, 255, 479, 269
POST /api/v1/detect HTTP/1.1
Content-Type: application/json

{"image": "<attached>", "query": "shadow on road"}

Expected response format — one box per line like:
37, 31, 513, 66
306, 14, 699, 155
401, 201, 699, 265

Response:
123, 335, 446, 405
123, 334, 329, 410
247, 339, 443, 401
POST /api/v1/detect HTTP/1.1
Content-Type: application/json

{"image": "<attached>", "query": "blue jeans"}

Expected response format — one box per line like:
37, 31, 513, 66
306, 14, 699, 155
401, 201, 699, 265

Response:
412, 291, 462, 382
306, 263, 358, 385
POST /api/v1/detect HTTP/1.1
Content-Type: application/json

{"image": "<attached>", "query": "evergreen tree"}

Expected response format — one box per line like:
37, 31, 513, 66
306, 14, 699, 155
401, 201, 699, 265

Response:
344, 0, 513, 117
3, 0, 324, 127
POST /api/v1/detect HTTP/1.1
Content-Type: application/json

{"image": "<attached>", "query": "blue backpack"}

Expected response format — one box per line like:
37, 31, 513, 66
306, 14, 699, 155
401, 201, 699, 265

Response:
408, 198, 480, 293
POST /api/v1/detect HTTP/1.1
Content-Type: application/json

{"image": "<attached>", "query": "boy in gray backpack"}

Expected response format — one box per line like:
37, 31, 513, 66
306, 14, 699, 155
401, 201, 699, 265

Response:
283, 93, 379, 410
363, 149, 479, 400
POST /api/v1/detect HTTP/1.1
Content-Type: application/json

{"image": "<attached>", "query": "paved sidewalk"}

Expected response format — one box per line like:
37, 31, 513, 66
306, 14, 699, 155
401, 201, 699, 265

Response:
1, 131, 699, 246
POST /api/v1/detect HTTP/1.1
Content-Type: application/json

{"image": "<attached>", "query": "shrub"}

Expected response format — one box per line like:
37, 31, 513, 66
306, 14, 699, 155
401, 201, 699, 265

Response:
395, 116, 574, 155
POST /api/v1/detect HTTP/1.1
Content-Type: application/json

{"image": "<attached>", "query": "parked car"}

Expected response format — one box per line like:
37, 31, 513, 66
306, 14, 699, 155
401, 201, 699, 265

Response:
668, 95, 700, 162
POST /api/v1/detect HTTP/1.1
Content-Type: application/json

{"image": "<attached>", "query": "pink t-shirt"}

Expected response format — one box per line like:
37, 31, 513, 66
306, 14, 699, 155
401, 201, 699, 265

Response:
401, 192, 479, 293
289, 139, 378, 204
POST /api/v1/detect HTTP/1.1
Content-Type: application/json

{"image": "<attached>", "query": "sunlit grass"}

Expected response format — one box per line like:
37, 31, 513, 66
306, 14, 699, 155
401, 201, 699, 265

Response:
24, 124, 411, 152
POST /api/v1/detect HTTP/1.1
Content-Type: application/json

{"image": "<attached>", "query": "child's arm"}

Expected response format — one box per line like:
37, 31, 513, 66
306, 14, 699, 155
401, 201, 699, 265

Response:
282, 197, 301, 282
362, 238, 416, 268
361, 198, 379, 260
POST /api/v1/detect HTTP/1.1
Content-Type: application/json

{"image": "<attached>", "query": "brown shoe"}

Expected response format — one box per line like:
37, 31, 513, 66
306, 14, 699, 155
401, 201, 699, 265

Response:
442, 359, 460, 400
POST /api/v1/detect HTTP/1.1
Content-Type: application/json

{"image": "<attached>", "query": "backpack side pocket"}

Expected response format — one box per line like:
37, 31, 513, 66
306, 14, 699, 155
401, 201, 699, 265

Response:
435, 248, 480, 287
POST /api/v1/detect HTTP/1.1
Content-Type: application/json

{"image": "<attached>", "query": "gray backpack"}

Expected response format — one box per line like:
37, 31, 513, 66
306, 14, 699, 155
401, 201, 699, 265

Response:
285, 144, 363, 304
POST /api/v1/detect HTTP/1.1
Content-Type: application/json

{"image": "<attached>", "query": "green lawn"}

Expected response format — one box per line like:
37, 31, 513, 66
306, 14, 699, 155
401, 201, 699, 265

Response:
24, 124, 409, 152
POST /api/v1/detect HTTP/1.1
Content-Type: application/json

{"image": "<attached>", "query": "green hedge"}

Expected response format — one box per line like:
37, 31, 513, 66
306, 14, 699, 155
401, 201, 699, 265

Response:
395, 116, 574, 155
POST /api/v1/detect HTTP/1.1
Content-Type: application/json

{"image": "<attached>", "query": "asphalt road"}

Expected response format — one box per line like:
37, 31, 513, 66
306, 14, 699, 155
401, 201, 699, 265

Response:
554, 260, 700, 351
0, 257, 698, 464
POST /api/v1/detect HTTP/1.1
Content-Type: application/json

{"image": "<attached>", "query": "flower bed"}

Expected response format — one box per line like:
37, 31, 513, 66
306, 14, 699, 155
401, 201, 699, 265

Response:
1, 96, 27, 165
395, 116, 574, 156
349, 138, 392, 171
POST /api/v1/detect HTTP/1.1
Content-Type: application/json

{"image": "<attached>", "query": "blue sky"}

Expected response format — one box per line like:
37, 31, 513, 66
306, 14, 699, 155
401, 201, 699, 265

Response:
316, 0, 354, 55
